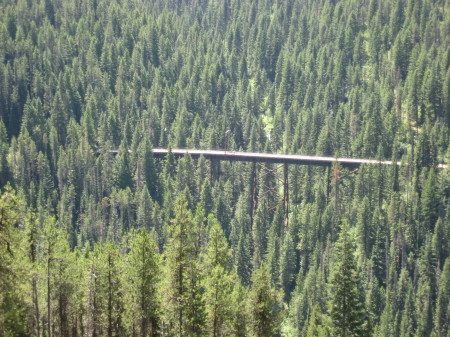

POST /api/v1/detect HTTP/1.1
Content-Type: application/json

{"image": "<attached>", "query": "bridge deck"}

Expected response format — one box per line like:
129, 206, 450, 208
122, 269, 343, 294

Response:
147, 148, 406, 169
108, 148, 447, 168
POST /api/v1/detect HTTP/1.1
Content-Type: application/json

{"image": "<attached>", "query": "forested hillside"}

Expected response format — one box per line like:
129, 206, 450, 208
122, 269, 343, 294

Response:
1, 0, 450, 335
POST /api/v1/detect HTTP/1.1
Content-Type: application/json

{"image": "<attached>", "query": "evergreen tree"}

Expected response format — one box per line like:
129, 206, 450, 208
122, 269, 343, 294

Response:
200, 179, 213, 217
279, 229, 296, 301
142, 139, 161, 203
229, 281, 248, 337
112, 143, 134, 190
432, 218, 449, 269
0, 185, 28, 336
162, 195, 205, 336
330, 220, 367, 337
306, 305, 331, 337
247, 262, 282, 337
0, 119, 9, 187
435, 258, 450, 337
125, 228, 160, 337
202, 214, 234, 337
87, 241, 124, 337
421, 169, 439, 231
235, 228, 253, 286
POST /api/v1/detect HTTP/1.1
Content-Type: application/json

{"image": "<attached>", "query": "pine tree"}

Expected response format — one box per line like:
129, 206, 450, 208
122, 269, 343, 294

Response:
162, 195, 205, 336
235, 228, 253, 286
0, 119, 9, 187
202, 214, 234, 337
432, 218, 449, 269
230, 281, 248, 337
105, 242, 125, 337
434, 258, 450, 337
136, 187, 153, 230
266, 219, 280, 287
87, 241, 124, 337
247, 262, 282, 337
200, 179, 213, 216
252, 196, 270, 269
230, 194, 253, 285
330, 220, 367, 337
69, 247, 88, 337
398, 284, 415, 337
142, 139, 161, 203
306, 305, 331, 337
0, 185, 28, 336
421, 169, 439, 231
25, 211, 41, 337
125, 228, 160, 337
355, 197, 372, 259
112, 142, 134, 190
279, 230, 296, 301
51, 226, 73, 337
50, 90, 68, 145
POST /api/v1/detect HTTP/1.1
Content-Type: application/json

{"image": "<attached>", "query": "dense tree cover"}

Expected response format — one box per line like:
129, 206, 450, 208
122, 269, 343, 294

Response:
1, 0, 450, 335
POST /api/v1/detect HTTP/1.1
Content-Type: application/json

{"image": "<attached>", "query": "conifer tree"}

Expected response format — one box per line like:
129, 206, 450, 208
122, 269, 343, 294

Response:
50, 226, 74, 337
252, 196, 270, 269
247, 262, 281, 337
435, 258, 450, 337
162, 195, 205, 336
136, 187, 153, 230
0, 185, 28, 336
0, 119, 8, 187
330, 220, 367, 337
87, 241, 124, 337
279, 230, 296, 300
142, 139, 161, 203
235, 228, 253, 286
306, 305, 331, 337
125, 228, 160, 337
200, 179, 213, 216
229, 281, 248, 337
266, 220, 281, 287
112, 141, 134, 190
105, 242, 125, 337
202, 214, 234, 337
432, 218, 449, 270
421, 169, 439, 231
398, 285, 415, 337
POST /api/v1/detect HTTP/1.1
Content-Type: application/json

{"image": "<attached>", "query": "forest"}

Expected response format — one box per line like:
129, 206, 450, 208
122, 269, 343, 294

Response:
1, 0, 450, 336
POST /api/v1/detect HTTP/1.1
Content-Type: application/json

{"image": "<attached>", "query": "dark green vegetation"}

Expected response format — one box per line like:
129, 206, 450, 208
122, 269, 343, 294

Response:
1, 0, 450, 336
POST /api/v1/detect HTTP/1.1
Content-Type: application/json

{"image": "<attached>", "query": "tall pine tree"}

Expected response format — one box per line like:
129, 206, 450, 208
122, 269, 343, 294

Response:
330, 220, 367, 337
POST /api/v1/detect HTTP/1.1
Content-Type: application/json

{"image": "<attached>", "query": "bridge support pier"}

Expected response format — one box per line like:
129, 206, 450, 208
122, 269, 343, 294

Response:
250, 161, 257, 227
326, 166, 331, 203
284, 163, 289, 230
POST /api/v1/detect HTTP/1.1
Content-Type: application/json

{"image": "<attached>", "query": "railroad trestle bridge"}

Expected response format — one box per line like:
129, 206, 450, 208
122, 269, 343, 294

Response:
110, 148, 447, 228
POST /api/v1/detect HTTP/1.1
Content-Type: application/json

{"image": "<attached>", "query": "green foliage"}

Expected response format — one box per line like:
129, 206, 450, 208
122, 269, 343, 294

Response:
161, 195, 205, 336
306, 305, 331, 337
0, 184, 28, 336
435, 258, 450, 337
0, 0, 449, 335
112, 146, 134, 190
202, 214, 235, 336
247, 262, 282, 337
87, 241, 125, 337
124, 228, 160, 336
330, 221, 367, 337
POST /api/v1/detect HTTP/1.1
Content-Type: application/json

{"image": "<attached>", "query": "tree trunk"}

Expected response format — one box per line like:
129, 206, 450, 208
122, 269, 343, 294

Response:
33, 274, 41, 337
47, 255, 52, 337
108, 254, 113, 337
